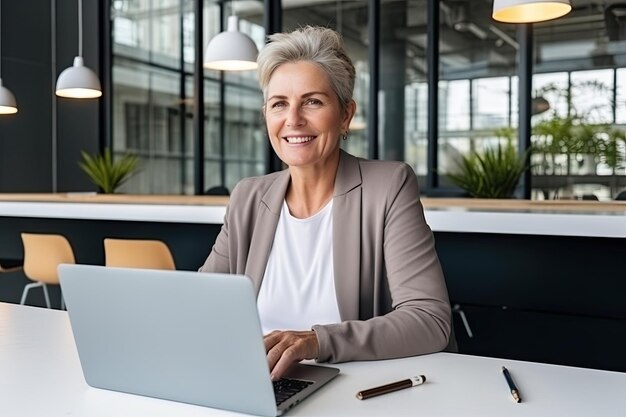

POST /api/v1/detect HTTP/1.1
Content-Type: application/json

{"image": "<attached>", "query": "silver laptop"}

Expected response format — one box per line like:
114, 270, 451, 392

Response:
59, 264, 339, 417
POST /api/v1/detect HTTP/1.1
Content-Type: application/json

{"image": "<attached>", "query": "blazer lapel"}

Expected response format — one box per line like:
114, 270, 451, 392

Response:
245, 169, 291, 295
333, 151, 362, 321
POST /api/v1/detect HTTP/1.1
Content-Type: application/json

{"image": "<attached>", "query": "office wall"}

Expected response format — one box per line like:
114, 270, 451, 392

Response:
0, 0, 101, 192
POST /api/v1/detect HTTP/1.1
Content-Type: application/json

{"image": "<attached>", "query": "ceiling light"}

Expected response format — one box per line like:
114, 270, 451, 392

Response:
492, 0, 572, 23
55, 0, 102, 98
203, 16, 259, 71
0, 0, 17, 114
531, 96, 550, 115
0, 80, 18, 115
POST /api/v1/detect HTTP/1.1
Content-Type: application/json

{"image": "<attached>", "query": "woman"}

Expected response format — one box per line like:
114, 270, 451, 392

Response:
200, 26, 451, 381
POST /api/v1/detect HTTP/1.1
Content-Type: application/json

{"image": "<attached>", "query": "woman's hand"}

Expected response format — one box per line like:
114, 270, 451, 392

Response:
264, 330, 320, 380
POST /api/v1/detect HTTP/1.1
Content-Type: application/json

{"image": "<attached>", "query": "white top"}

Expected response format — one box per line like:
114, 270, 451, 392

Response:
257, 200, 341, 334
2, 302, 626, 417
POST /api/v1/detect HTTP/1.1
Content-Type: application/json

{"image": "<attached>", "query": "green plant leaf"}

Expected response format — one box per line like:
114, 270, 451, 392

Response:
446, 138, 529, 199
78, 147, 139, 194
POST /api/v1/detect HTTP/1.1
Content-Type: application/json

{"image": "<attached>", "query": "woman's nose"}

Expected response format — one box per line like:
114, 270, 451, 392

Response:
285, 106, 305, 127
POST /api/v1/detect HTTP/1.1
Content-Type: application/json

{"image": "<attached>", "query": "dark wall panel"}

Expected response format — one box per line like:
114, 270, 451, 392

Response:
435, 231, 626, 372
55, 0, 101, 192
436, 232, 626, 319
0, 0, 101, 192
0, 1, 53, 191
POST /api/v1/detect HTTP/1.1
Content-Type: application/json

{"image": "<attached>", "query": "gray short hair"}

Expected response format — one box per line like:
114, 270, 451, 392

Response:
257, 26, 355, 112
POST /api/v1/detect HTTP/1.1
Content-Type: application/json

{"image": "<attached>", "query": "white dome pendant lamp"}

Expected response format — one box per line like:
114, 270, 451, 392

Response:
492, 0, 572, 23
203, 14, 259, 71
55, 0, 101, 98
0, 79, 17, 114
0, 0, 18, 114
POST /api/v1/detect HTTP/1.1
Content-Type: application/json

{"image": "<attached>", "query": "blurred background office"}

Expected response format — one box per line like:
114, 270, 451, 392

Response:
0, 0, 625, 199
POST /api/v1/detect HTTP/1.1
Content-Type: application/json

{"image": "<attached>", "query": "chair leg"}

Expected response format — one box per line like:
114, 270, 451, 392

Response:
452, 304, 474, 338
20, 282, 44, 305
41, 284, 51, 309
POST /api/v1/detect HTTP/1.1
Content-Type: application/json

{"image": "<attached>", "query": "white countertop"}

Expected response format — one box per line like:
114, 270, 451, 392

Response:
1, 302, 625, 417
1, 199, 626, 237
424, 209, 626, 238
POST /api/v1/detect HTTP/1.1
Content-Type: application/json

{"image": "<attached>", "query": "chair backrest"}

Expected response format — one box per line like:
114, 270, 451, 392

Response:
104, 238, 176, 270
21, 233, 76, 284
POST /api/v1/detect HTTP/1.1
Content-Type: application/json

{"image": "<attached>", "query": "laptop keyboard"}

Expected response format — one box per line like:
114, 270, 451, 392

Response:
273, 378, 313, 405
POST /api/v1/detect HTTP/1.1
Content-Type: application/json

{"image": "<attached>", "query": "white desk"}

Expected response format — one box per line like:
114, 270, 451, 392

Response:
1, 302, 625, 417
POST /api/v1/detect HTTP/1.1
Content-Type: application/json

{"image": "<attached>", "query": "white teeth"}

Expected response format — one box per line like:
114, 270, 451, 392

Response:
285, 136, 315, 144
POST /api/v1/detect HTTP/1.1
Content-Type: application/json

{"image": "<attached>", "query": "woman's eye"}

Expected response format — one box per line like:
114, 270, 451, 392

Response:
270, 101, 286, 109
305, 98, 322, 106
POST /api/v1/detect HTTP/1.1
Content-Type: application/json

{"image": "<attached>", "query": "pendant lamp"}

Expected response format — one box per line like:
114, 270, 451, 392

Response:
0, 0, 18, 114
55, 0, 101, 98
492, 0, 572, 23
203, 15, 258, 71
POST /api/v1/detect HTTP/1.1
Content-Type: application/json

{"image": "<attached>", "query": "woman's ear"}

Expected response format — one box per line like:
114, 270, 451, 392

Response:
342, 99, 357, 131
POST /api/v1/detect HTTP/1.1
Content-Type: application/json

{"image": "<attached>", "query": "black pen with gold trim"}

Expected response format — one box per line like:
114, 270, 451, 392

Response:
501, 366, 522, 403
356, 375, 426, 400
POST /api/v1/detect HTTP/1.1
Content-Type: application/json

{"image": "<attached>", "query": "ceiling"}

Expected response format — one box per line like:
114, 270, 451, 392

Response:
241, 0, 626, 81
114, 0, 626, 81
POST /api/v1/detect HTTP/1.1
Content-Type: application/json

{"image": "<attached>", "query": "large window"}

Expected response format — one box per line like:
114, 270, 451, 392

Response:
112, 0, 194, 194
109, 0, 626, 199
111, 0, 265, 194
434, 0, 518, 189
531, 3, 626, 200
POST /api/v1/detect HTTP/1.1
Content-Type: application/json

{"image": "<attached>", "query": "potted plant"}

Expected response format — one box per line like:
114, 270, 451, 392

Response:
78, 147, 139, 194
446, 128, 530, 199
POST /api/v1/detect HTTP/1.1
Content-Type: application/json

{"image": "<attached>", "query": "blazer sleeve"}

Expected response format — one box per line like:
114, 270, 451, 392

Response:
313, 163, 452, 363
199, 209, 230, 273
198, 185, 238, 274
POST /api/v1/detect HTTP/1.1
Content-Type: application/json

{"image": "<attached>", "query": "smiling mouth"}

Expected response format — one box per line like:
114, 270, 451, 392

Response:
284, 136, 316, 144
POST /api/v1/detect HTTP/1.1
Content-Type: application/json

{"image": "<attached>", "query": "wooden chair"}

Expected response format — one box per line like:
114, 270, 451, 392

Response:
21, 233, 75, 309
104, 238, 176, 270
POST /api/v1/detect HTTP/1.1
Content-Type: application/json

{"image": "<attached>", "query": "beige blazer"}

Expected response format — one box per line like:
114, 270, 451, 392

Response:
200, 150, 452, 363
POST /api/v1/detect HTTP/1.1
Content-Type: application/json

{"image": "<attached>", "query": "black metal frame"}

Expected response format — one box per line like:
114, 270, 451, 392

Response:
100, 0, 113, 153
517, 24, 533, 199
193, 0, 205, 194
265, 0, 283, 173
426, 0, 439, 192
367, 0, 380, 160
178, 0, 187, 193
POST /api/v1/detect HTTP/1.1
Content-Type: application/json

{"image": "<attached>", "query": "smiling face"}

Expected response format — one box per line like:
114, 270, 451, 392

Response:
264, 61, 354, 172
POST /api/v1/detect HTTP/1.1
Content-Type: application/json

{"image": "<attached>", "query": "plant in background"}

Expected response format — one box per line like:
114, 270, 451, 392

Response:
530, 80, 618, 177
446, 130, 530, 199
598, 127, 626, 174
532, 115, 578, 175
78, 147, 139, 194
532, 117, 626, 176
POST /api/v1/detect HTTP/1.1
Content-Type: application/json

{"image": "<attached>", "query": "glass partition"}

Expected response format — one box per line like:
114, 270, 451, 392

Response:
109, 0, 626, 199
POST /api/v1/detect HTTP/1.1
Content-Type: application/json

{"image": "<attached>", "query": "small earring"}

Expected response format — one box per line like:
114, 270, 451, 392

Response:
342, 132, 349, 141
